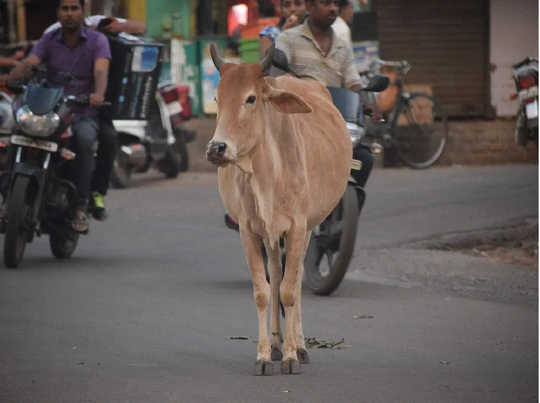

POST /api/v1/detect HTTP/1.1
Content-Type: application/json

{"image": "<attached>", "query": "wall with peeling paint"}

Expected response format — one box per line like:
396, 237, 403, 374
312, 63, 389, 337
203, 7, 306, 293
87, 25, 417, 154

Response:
490, 0, 538, 117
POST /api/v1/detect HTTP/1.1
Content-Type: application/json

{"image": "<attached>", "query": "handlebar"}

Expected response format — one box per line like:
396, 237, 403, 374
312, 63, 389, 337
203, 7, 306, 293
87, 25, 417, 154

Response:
66, 95, 111, 107
513, 57, 538, 69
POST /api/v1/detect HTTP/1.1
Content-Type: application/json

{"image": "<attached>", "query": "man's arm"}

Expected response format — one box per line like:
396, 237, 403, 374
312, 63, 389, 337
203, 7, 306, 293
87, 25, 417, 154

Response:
94, 58, 110, 97
102, 18, 147, 35
9, 54, 42, 81
121, 19, 147, 35
342, 48, 383, 120
90, 33, 111, 107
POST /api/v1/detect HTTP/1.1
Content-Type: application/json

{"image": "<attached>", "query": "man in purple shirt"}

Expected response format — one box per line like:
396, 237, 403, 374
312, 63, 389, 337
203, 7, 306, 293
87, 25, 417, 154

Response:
6, 0, 111, 233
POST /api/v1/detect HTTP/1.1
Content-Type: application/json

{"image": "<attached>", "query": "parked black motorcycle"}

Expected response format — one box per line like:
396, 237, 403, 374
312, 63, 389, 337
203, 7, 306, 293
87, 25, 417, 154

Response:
0, 68, 106, 268
512, 57, 538, 147
225, 49, 389, 297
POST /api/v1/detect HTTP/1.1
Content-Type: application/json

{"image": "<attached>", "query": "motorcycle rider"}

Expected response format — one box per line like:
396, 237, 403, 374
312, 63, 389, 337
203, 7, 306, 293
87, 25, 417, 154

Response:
275, 0, 380, 195
4, 0, 111, 233
43, 5, 147, 221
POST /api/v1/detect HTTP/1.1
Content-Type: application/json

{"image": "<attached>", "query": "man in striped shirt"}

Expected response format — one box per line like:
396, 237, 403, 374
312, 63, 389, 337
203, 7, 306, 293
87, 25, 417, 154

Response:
275, 0, 379, 193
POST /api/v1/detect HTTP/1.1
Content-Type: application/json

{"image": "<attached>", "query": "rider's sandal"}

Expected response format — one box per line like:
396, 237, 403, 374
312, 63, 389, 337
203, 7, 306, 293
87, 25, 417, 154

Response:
71, 210, 89, 234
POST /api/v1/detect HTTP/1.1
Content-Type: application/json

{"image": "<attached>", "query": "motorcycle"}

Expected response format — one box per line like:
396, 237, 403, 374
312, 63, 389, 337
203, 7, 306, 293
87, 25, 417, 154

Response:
225, 49, 389, 297
512, 57, 538, 147
0, 68, 108, 268
0, 88, 15, 170
109, 81, 196, 189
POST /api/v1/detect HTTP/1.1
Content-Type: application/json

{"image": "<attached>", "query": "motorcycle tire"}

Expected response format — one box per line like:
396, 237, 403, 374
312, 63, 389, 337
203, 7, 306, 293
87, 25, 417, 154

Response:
305, 185, 360, 296
4, 176, 33, 269
174, 137, 190, 172
49, 230, 79, 260
159, 149, 181, 179
110, 150, 133, 189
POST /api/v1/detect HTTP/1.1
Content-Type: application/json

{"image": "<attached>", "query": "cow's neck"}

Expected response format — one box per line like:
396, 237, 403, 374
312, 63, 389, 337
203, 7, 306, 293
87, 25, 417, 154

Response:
235, 118, 284, 245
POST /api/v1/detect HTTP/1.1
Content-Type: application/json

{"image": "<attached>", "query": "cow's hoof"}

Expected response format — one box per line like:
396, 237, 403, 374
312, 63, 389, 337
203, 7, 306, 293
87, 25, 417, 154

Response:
271, 346, 283, 361
297, 348, 310, 364
253, 360, 273, 376
281, 358, 301, 374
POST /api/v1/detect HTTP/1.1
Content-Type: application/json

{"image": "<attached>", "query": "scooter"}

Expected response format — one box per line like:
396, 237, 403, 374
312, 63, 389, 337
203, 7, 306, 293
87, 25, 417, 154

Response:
110, 81, 196, 188
512, 57, 538, 147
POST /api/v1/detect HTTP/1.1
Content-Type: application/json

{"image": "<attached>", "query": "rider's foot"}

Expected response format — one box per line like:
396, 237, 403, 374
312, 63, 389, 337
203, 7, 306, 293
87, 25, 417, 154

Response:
224, 211, 239, 232
71, 209, 89, 234
91, 192, 108, 221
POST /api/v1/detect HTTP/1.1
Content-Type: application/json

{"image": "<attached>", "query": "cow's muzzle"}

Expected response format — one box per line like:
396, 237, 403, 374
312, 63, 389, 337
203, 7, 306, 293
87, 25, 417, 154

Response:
206, 141, 231, 166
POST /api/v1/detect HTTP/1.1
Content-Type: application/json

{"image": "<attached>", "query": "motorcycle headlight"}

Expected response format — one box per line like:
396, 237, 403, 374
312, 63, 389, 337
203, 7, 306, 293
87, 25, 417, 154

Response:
16, 106, 60, 137
346, 122, 364, 147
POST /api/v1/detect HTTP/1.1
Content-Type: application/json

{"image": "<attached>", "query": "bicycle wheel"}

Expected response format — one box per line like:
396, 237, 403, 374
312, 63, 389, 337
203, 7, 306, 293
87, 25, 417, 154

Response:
391, 92, 448, 169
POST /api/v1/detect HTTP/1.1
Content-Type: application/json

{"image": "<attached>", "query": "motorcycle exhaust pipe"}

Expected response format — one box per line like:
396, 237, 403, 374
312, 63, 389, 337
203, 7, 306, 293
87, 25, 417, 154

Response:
119, 144, 148, 168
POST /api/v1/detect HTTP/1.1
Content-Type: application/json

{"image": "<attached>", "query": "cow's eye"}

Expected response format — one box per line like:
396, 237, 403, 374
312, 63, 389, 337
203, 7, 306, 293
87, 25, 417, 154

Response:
246, 95, 256, 104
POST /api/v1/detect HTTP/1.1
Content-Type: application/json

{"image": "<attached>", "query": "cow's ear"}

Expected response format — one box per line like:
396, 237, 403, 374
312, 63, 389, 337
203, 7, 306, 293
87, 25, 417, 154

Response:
263, 88, 313, 114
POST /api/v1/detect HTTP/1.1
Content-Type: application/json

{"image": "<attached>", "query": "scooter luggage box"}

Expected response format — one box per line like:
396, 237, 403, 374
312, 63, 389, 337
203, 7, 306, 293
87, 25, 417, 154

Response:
104, 33, 164, 120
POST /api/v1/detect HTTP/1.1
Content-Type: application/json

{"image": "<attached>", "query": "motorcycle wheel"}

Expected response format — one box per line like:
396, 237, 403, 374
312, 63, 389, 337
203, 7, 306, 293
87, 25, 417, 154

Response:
305, 185, 359, 296
4, 176, 33, 269
515, 110, 530, 147
174, 137, 190, 172
110, 150, 133, 189
49, 231, 79, 260
158, 149, 181, 179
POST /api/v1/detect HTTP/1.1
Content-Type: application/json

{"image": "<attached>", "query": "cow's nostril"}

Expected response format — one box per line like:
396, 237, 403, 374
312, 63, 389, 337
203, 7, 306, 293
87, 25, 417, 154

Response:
217, 143, 227, 156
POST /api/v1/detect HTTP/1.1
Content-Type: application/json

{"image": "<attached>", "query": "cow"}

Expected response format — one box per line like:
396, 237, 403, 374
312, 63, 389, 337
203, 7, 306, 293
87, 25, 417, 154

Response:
206, 43, 351, 375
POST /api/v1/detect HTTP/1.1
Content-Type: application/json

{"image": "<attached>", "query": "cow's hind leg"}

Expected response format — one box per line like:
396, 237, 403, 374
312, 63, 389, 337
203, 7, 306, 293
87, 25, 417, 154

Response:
240, 229, 272, 376
280, 224, 307, 374
264, 239, 283, 361
295, 231, 311, 365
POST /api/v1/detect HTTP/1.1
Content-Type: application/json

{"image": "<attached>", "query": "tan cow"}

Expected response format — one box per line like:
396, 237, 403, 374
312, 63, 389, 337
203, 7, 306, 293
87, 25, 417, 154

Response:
206, 43, 351, 375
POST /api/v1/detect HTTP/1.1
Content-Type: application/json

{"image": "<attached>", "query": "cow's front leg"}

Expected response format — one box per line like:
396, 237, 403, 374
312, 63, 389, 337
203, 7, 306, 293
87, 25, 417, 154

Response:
264, 239, 283, 361
280, 225, 307, 374
240, 228, 272, 376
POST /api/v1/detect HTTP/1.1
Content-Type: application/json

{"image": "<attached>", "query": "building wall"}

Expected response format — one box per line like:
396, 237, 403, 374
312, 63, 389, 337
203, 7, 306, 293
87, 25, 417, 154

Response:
145, 0, 192, 40
490, 0, 538, 117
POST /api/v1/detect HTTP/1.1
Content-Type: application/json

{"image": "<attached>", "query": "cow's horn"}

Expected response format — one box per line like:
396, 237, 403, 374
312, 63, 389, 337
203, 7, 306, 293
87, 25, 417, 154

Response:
260, 43, 275, 72
210, 43, 225, 72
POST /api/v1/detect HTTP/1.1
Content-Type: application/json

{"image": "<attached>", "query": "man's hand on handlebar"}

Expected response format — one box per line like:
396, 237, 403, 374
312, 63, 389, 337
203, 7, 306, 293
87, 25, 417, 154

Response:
366, 103, 384, 123
90, 93, 104, 108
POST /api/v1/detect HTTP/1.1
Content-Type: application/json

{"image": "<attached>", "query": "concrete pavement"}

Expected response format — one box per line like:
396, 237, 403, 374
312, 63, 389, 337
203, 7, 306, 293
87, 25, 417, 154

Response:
0, 164, 536, 403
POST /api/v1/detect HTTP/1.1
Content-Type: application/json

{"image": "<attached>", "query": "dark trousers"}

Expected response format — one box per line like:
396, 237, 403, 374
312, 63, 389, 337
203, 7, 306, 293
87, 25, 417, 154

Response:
70, 118, 99, 208
91, 117, 118, 196
351, 146, 374, 188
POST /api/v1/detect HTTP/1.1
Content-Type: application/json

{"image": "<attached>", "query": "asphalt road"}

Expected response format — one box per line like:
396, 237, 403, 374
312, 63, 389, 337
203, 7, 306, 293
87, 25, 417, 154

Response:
0, 164, 537, 403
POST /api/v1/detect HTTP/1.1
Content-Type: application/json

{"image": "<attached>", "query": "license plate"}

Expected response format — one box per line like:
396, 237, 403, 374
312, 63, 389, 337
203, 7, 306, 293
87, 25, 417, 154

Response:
519, 86, 538, 101
10, 135, 58, 152
167, 102, 182, 116
525, 100, 538, 119
351, 159, 362, 170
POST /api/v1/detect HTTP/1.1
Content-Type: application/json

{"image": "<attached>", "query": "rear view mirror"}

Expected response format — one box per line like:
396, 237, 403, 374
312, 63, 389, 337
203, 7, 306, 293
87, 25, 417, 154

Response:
271, 48, 289, 72
362, 75, 390, 93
